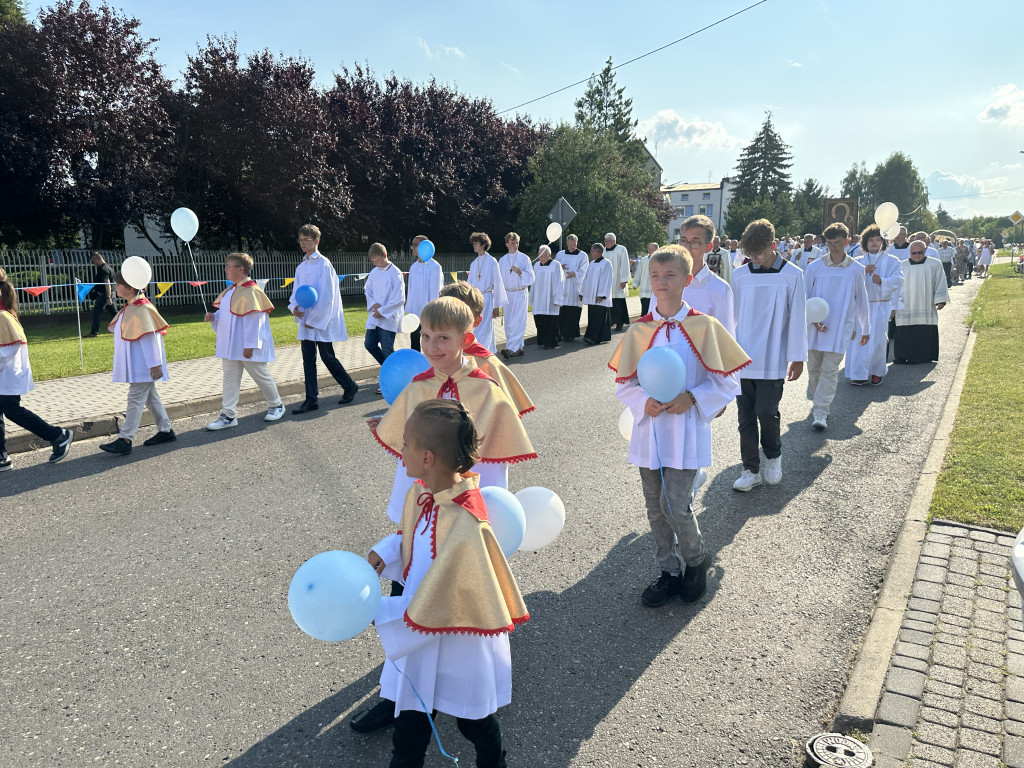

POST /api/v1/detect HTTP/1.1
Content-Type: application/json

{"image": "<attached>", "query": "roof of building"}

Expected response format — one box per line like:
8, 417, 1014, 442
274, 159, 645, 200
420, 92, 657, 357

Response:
661, 181, 727, 193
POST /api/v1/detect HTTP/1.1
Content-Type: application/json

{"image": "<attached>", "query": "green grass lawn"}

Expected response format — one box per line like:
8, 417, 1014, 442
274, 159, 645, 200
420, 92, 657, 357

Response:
930, 262, 1024, 532
24, 306, 370, 381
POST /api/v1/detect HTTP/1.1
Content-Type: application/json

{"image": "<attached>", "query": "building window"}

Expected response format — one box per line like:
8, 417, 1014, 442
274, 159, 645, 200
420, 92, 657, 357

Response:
683, 205, 693, 216
702, 192, 711, 200
699, 204, 713, 217
680, 194, 689, 201
671, 227, 680, 240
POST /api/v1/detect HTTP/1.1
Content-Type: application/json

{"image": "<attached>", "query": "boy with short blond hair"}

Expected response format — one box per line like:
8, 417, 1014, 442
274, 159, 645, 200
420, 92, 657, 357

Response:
204, 252, 283, 430
467, 232, 507, 354
363, 242, 405, 379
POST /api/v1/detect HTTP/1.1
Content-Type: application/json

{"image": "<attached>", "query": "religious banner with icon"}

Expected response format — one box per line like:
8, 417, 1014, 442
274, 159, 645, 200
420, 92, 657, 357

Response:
822, 198, 859, 234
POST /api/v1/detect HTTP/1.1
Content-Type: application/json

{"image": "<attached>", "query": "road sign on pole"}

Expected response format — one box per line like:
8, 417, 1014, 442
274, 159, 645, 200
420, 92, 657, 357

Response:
548, 197, 577, 228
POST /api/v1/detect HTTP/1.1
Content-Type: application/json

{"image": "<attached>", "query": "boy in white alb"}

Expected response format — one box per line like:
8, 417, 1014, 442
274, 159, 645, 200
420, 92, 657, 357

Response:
730, 218, 806, 491
804, 223, 869, 430
405, 235, 443, 352
846, 224, 904, 386
609, 246, 749, 607
497, 232, 534, 359
632, 243, 653, 316
556, 234, 588, 341
204, 252, 284, 430
580, 243, 613, 345
467, 232, 508, 354
363, 242, 406, 380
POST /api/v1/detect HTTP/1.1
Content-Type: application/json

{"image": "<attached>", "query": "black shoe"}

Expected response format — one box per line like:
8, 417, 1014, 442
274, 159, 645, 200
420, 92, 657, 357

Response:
679, 557, 712, 603
84, 332, 99, 338
292, 399, 319, 414
350, 699, 396, 733
0, 452, 11, 471
500, 348, 511, 359
49, 428, 74, 463
99, 437, 132, 455
514, 349, 524, 357
339, 385, 359, 405
143, 429, 176, 447
582, 338, 595, 346
641, 571, 682, 607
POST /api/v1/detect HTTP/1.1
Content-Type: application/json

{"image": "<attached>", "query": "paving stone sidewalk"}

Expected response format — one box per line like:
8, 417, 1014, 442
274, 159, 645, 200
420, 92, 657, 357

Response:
870, 520, 1024, 768
9, 298, 642, 452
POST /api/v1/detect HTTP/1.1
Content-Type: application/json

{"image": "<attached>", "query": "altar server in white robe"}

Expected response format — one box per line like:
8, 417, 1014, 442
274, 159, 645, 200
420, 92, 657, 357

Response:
532, 245, 564, 349
580, 243, 613, 345
804, 223, 870, 430
363, 242, 406, 370
668, 215, 736, 336
604, 233, 631, 330
893, 243, 949, 365
405, 235, 443, 351
498, 232, 534, 358
556, 235, 588, 341
845, 224, 903, 386
632, 244, 653, 316
790, 234, 821, 271
467, 231, 508, 354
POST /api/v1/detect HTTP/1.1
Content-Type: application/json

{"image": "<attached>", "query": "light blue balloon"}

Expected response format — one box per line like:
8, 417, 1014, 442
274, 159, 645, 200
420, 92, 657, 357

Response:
418, 240, 435, 262
379, 348, 431, 404
295, 284, 318, 308
288, 551, 381, 642
481, 487, 526, 558
636, 347, 687, 403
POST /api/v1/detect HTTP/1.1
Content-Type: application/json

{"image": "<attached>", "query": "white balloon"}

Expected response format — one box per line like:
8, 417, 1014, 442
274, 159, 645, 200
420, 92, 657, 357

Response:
618, 407, 634, 441
874, 202, 899, 229
884, 222, 902, 241
545, 222, 563, 242
514, 487, 566, 551
400, 313, 420, 334
120, 256, 152, 291
806, 297, 830, 324
170, 207, 200, 242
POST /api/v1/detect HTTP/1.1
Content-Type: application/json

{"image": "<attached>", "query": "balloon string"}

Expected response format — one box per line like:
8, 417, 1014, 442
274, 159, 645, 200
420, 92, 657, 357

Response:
389, 660, 459, 765
184, 241, 209, 315
651, 418, 677, 521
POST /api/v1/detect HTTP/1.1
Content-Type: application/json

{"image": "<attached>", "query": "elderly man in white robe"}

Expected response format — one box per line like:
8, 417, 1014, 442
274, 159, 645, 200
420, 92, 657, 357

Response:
556, 234, 588, 342
893, 242, 949, 364
604, 233, 630, 331
532, 245, 564, 349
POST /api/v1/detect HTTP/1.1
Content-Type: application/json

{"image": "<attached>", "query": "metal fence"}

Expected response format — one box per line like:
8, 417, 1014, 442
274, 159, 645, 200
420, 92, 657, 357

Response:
1, 249, 478, 316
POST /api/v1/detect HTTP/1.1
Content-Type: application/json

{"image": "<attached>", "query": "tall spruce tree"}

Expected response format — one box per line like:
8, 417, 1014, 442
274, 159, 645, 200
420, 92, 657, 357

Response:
732, 112, 793, 202
574, 57, 638, 144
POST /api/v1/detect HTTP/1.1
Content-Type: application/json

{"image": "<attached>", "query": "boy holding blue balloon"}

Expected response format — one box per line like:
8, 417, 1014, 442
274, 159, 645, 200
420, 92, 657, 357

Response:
368, 399, 528, 768
609, 245, 750, 606
406, 236, 442, 352
363, 243, 406, 387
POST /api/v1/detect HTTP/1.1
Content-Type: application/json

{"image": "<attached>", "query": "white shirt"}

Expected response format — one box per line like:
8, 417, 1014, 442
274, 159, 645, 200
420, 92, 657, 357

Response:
556, 249, 588, 307
498, 250, 535, 293
579, 257, 613, 307
632, 256, 651, 298
288, 252, 348, 342
209, 284, 276, 362
804, 256, 870, 354
935, 246, 955, 264
531, 259, 564, 315
467, 253, 508, 309
732, 257, 808, 379
405, 259, 443, 316
364, 262, 405, 333
0, 318, 32, 395
790, 246, 821, 271
616, 302, 741, 470
682, 265, 736, 336
605, 244, 630, 298
111, 313, 168, 384
857, 249, 905, 312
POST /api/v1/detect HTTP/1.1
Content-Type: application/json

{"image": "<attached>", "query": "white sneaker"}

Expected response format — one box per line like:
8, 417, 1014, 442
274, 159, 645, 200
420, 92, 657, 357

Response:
763, 456, 783, 485
732, 470, 763, 492
692, 467, 708, 495
812, 414, 828, 430
264, 405, 285, 422
206, 413, 238, 431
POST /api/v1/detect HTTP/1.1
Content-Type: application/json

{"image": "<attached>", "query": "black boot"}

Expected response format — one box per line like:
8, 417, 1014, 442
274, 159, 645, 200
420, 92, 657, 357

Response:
458, 714, 505, 768
351, 699, 396, 733
390, 710, 433, 768
641, 571, 682, 607
679, 556, 712, 603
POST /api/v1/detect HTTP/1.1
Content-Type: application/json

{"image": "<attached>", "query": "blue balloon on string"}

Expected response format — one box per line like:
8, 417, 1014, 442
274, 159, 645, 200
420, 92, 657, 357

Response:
288, 551, 382, 642
379, 349, 431, 404
418, 240, 435, 262
636, 347, 687, 403
295, 285, 318, 308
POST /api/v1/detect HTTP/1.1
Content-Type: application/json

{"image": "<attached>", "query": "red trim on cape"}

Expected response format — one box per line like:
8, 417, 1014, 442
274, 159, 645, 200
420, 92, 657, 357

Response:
412, 369, 435, 382
463, 339, 492, 358
477, 451, 538, 465
131, 297, 152, 306
609, 311, 749, 379
518, 405, 536, 417
402, 611, 530, 637
371, 428, 402, 458
0, 340, 27, 347
453, 489, 489, 522
467, 368, 498, 385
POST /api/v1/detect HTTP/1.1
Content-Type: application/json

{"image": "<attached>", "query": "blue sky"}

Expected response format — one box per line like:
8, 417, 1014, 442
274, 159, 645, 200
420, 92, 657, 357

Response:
28, 0, 1024, 218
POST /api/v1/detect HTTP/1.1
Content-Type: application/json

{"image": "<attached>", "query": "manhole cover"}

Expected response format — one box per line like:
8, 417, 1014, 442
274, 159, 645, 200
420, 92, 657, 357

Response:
805, 732, 873, 767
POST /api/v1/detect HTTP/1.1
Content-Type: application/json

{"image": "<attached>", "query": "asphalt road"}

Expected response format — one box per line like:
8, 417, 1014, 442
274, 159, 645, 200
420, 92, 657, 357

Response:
2, 279, 979, 767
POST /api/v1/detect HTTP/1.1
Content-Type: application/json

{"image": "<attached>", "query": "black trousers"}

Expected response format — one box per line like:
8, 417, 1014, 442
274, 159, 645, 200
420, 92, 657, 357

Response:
391, 710, 504, 768
558, 305, 582, 340
89, 297, 116, 333
612, 297, 630, 328
941, 261, 952, 287
409, 327, 421, 352
640, 296, 650, 316
584, 304, 612, 343
0, 395, 61, 455
736, 379, 784, 472
535, 314, 558, 347
300, 340, 355, 401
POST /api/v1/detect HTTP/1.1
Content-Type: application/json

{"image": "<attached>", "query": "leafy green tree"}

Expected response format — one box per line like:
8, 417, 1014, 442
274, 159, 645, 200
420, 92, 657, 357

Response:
935, 204, 952, 229
792, 178, 828, 236
574, 57, 637, 145
840, 161, 875, 232
871, 151, 929, 229
515, 124, 670, 254
0, 0, 27, 25
725, 112, 796, 235
725, 194, 795, 241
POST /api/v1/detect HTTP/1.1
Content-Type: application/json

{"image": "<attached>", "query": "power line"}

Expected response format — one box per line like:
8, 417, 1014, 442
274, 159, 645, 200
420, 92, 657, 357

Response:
497, 1, 769, 116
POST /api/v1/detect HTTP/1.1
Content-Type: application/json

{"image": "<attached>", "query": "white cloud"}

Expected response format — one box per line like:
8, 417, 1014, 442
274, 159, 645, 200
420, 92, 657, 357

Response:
636, 110, 744, 151
927, 170, 985, 201
416, 38, 465, 61
977, 84, 1024, 126
500, 62, 519, 75
787, 60, 803, 67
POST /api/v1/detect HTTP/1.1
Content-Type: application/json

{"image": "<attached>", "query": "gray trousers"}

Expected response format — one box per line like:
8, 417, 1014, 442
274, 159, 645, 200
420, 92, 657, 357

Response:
639, 467, 706, 574
119, 382, 171, 440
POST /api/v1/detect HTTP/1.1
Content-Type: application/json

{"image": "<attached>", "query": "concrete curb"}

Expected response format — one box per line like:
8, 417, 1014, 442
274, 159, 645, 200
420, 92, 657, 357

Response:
832, 327, 979, 733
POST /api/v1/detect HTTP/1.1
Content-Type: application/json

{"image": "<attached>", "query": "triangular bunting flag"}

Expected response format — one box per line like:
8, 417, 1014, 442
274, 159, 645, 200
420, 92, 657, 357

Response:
20, 286, 50, 297
225, 279, 233, 287
282, 277, 295, 288
188, 280, 208, 287
256, 279, 269, 291
338, 274, 347, 283
156, 282, 174, 298
450, 271, 458, 281
76, 283, 96, 303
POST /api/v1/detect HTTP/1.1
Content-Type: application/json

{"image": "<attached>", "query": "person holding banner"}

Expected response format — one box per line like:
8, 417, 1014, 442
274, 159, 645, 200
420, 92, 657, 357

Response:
0, 269, 74, 470
289, 224, 358, 413
405, 235, 443, 352
84, 252, 116, 337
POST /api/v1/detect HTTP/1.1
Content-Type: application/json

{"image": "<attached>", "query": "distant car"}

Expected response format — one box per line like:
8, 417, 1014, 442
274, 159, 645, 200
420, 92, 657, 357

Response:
1011, 529, 1024, 601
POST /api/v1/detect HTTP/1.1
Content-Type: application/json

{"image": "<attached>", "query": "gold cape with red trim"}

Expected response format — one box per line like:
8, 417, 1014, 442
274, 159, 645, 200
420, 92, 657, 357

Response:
399, 476, 529, 636
0, 309, 27, 347
212, 280, 274, 316
608, 310, 751, 381
108, 298, 169, 341
372, 357, 537, 464
464, 336, 535, 416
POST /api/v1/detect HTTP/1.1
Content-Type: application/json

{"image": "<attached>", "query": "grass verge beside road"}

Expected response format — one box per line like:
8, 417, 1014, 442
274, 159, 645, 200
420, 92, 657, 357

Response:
930, 262, 1024, 532
24, 307, 370, 381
